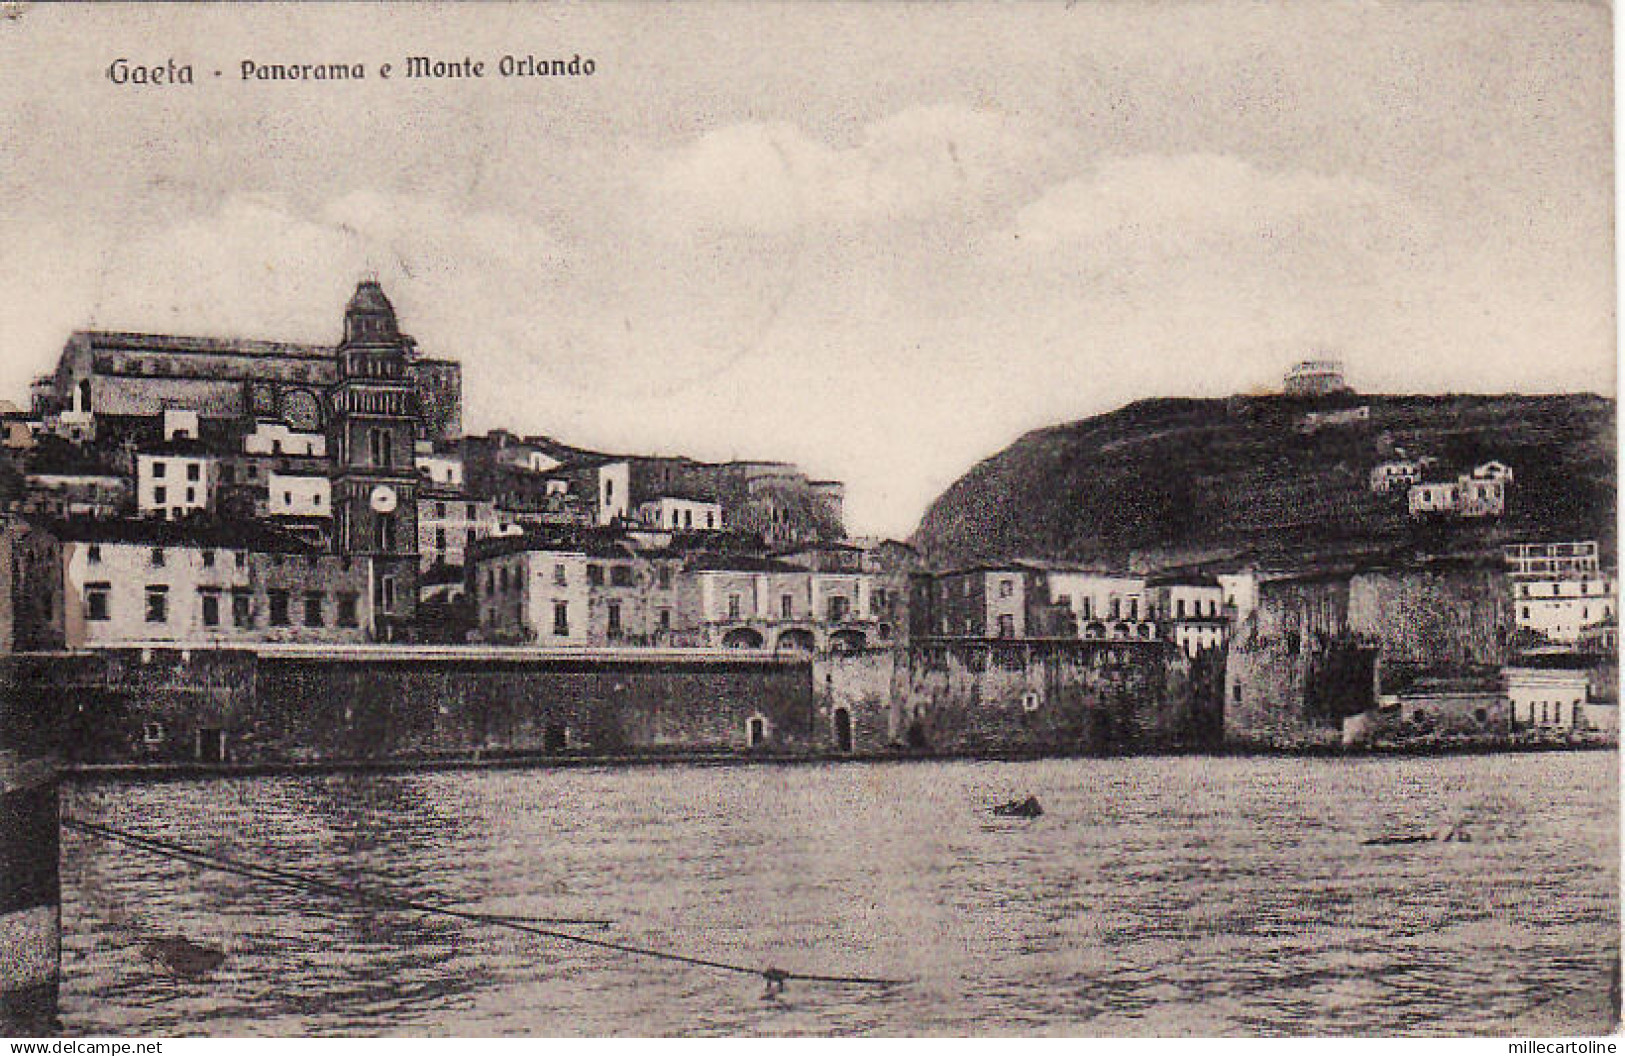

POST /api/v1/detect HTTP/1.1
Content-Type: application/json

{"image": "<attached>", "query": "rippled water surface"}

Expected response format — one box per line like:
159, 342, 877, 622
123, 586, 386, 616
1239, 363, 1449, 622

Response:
60, 753, 1618, 1036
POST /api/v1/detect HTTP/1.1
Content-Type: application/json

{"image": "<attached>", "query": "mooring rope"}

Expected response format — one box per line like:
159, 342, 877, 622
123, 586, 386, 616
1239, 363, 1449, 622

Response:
62, 815, 906, 992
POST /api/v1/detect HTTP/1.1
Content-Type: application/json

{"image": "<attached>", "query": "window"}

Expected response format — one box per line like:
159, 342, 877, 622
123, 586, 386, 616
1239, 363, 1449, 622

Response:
829, 595, 850, 622
152, 461, 166, 478
436, 502, 447, 518
202, 549, 215, 568
87, 544, 101, 565
337, 593, 359, 627
153, 486, 167, 505
235, 551, 246, 568
997, 613, 1015, 639
187, 463, 200, 481
553, 601, 569, 636
553, 564, 568, 586
304, 592, 324, 627
781, 594, 794, 619
1233, 683, 1243, 703
269, 590, 290, 626
658, 565, 673, 589
728, 594, 742, 620
607, 601, 623, 638
247, 464, 257, 479
436, 529, 447, 550
467, 503, 477, 519
376, 513, 395, 552
186, 488, 196, 504
587, 565, 605, 586
145, 586, 168, 624
85, 584, 110, 621
201, 592, 220, 627
232, 591, 252, 628
999, 579, 1014, 598
151, 547, 166, 567
378, 575, 396, 614
659, 608, 671, 630
611, 565, 633, 587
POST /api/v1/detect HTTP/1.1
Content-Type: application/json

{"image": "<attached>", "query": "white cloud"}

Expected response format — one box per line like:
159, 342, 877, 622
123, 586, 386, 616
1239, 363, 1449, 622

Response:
1010, 153, 1393, 260
640, 106, 1074, 233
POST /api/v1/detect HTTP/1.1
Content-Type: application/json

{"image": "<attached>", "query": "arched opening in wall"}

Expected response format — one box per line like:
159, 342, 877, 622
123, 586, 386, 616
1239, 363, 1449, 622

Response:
775, 628, 816, 655
833, 707, 853, 753
1084, 622, 1106, 640
747, 714, 769, 748
723, 627, 765, 650
830, 629, 867, 654
544, 723, 568, 752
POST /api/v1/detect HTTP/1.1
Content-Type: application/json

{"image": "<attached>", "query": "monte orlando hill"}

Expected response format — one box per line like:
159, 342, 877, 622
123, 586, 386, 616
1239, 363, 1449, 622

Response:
105, 54, 596, 85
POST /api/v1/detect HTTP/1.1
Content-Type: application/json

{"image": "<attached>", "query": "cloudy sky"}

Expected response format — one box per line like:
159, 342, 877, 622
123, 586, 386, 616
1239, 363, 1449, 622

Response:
0, 3, 1612, 537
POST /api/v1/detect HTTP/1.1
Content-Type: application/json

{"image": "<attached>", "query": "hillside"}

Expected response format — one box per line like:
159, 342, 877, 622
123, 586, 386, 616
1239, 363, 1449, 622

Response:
910, 393, 1616, 571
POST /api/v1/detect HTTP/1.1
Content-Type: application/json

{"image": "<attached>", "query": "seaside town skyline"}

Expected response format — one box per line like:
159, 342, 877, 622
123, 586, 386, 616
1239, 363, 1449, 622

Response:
0, 2, 1612, 538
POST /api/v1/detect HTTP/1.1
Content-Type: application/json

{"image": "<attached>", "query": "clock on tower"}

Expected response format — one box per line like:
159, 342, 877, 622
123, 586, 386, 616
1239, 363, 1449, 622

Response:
329, 279, 420, 640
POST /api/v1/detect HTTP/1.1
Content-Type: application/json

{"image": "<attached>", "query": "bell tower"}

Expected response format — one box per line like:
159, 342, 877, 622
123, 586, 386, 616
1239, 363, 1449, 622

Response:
330, 279, 419, 640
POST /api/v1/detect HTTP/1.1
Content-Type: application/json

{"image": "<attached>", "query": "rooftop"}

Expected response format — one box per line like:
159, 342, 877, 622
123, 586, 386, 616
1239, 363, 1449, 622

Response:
40, 515, 319, 554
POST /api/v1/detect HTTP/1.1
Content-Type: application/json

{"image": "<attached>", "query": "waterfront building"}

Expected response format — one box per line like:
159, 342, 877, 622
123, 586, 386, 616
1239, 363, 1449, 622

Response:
922, 563, 1057, 640
1146, 571, 1228, 656
1504, 540, 1615, 645
1503, 666, 1590, 732
52, 517, 369, 648
672, 552, 874, 652
1510, 571, 1616, 643
470, 531, 679, 647
1044, 568, 1154, 640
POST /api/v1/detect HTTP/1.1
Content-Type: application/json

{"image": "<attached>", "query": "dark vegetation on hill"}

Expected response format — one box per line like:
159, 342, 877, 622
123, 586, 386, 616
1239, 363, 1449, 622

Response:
910, 393, 1616, 572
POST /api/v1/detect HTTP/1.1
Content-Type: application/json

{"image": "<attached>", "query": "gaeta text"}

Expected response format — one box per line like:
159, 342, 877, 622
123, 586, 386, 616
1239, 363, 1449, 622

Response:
106, 56, 598, 86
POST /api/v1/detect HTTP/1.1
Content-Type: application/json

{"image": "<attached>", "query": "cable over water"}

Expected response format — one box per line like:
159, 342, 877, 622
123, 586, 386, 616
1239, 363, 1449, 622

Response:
62, 815, 908, 993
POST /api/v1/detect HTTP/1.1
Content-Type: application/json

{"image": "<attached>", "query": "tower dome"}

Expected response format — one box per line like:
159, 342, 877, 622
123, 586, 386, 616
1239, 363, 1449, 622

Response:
342, 279, 400, 346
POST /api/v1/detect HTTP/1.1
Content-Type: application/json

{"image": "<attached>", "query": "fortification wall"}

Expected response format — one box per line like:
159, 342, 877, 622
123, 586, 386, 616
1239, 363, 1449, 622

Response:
21, 648, 816, 764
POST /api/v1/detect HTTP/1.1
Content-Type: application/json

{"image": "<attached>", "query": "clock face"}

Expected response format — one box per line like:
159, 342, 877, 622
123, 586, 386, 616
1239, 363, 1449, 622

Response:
370, 485, 398, 513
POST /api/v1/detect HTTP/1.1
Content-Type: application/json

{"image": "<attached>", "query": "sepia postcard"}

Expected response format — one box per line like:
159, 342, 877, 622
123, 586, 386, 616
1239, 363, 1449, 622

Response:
0, 0, 1617, 1043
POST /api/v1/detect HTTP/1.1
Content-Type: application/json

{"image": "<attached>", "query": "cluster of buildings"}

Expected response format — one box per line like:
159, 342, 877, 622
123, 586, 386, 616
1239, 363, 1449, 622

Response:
0, 316, 1613, 753
0, 282, 852, 650
1371, 455, 1512, 520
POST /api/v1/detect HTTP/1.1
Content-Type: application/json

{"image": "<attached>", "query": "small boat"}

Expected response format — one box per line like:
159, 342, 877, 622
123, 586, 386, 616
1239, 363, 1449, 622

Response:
992, 795, 1044, 819
142, 935, 226, 979
1362, 823, 1472, 847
